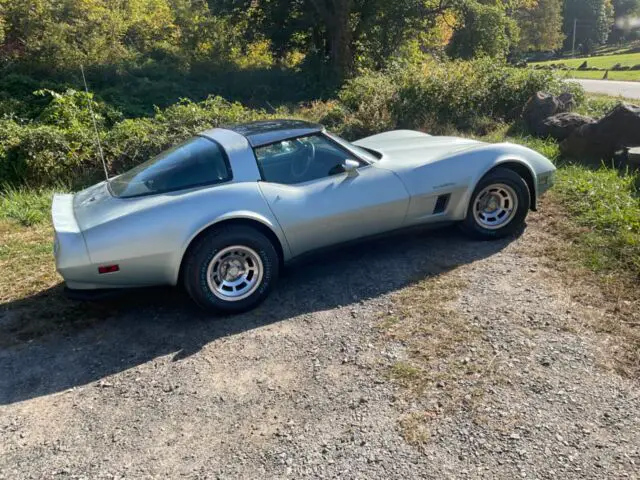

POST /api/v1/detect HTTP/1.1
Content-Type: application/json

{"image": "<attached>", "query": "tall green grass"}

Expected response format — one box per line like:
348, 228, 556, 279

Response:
554, 165, 640, 277
0, 187, 56, 226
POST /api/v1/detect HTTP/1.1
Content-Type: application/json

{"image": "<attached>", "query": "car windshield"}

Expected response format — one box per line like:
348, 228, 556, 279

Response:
109, 137, 231, 198
325, 132, 381, 163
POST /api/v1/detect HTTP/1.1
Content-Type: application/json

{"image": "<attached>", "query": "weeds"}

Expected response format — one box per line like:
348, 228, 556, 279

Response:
0, 187, 56, 226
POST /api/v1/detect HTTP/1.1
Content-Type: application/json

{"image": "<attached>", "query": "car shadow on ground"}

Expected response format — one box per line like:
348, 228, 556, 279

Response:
0, 225, 520, 405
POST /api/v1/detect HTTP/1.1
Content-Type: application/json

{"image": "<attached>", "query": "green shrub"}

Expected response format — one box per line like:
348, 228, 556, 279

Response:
0, 94, 273, 188
337, 59, 577, 136
0, 61, 584, 189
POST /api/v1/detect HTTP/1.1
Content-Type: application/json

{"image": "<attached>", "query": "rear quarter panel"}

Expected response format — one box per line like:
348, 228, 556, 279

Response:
82, 183, 287, 287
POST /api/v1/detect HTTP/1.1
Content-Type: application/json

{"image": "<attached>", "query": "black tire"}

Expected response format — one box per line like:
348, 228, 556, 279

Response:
183, 225, 279, 313
461, 168, 531, 240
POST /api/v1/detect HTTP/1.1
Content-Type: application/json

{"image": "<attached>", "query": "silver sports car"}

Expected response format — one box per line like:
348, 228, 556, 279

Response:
52, 120, 556, 312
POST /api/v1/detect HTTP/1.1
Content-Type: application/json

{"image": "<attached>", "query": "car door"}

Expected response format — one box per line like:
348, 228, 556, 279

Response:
255, 133, 410, 257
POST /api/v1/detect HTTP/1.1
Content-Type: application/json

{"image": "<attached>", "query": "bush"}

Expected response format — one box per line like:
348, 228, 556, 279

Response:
0, 94, 272, 188
0, 60, 584, 189
338, 71, 399, 136
337, 59, 577, 136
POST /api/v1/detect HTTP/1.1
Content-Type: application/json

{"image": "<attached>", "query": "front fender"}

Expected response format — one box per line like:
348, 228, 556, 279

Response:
448, 144, 545, 220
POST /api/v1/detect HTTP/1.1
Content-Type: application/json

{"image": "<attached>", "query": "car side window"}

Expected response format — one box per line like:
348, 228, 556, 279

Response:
110, 136, 231, 198
255, 134, 364, 185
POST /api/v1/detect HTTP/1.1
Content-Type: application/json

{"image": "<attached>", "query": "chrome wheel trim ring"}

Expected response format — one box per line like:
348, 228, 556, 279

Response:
473, 183, 519, 230
206, 245, 264, 302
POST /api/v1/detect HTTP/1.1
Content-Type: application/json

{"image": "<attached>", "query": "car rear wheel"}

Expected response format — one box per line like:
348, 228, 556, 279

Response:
183, 226, 279, 313
461, 168, 530, 240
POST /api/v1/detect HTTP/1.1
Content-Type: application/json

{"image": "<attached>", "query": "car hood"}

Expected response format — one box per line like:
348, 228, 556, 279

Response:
354, 130, 485, 169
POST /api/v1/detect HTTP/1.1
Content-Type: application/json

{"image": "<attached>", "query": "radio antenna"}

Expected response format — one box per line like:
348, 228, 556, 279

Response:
80, 65, 109, 182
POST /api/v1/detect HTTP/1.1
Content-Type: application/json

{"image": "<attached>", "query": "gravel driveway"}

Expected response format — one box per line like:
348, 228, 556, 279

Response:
1, 211, 638, 479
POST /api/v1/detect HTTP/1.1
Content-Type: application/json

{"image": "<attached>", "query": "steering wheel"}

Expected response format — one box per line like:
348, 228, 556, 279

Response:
290, 139, 315, 179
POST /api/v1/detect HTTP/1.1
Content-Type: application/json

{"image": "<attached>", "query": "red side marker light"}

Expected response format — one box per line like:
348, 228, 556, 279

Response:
98, 265, 120, 274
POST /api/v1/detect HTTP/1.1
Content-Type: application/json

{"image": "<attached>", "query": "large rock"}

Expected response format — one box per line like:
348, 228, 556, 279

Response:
560, 103, 640, 160
522, 92, 577, 137
558, 92, 577, 112
538, 112, 595, 141
523, 92, 561, 134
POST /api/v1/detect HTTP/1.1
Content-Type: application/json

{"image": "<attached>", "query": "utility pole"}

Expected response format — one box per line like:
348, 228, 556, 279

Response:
572, 18, 577, 58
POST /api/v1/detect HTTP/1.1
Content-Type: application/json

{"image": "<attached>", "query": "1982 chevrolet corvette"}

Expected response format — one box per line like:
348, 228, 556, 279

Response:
52, 120, 556, 312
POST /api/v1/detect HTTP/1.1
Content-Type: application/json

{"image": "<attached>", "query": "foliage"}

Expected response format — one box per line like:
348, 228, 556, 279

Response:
517, 0, 565, 51
211, 0, 460, 79
0, 58, 575, 189
448, 0, 519, 59
337, 71, 399, 136
338, 59, 570, 136
562, 0, 615, 53
0, 94, 267, 188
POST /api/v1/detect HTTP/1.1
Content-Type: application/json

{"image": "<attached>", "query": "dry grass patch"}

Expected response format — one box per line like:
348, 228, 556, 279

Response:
0, 221, 59, 303
381, 274, 508, 445
526, 198, 640, 377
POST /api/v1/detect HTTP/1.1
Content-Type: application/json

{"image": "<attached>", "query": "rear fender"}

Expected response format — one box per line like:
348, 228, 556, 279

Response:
172, 210, 291, 285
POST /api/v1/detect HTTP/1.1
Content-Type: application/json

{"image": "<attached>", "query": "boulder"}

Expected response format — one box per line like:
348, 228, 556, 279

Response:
522, 92, 577, 136
538, 113, 595, 141
558, 92, 576, 112
523, 92, 561, 133
560, 103, 640, 161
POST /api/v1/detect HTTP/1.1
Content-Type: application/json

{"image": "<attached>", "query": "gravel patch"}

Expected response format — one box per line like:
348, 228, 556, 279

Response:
1, 215, 638, 479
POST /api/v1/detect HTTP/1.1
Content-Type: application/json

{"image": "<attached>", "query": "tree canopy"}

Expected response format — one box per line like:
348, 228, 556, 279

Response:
562, 0, 615, 53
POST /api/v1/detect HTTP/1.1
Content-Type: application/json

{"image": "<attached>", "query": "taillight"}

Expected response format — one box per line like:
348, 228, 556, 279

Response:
98, 265, 120, 274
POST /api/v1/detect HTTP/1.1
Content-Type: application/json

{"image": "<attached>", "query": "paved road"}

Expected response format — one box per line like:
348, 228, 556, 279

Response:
570, 78, 640, 99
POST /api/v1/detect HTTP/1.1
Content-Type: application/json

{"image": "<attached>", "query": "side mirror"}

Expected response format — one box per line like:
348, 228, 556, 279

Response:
342, 159, 360, 176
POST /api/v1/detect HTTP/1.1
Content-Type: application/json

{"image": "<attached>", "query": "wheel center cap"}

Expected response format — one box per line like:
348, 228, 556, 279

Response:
483, 195, 499, 212
223, 259, 245, 281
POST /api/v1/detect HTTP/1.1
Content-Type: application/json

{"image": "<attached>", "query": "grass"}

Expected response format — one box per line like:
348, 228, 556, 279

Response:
0, 189, 59, 304
560, 69, 640, 82
529, 49, 640, 81
553, 165, 640, 277
530, 51, 640, 69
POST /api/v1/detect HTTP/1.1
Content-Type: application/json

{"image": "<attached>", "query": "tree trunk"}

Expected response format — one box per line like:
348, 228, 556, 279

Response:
309, 0, 354, 80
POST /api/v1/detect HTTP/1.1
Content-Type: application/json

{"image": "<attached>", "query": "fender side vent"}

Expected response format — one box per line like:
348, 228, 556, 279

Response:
433, 194, 450, 214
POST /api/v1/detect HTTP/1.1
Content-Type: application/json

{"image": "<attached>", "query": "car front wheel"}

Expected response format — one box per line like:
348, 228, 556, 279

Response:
461, 168, 531, 240
183, 225, 279, 313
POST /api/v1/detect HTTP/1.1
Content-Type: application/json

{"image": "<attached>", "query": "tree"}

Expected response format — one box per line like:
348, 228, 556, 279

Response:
210, 0, 459, 80
517, 0, 564, 51
562, 0, 615, 53
448, 0, 519, 59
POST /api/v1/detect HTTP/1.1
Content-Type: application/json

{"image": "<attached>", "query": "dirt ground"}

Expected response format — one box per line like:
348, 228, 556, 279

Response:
1, 209, 638, 479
